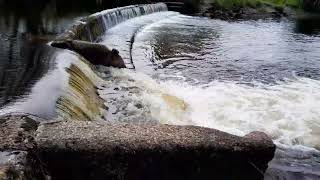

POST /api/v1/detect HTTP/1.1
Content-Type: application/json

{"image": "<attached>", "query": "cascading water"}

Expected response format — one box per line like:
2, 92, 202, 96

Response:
98, 10, 320, 180
55, 3, 169, 121
56, 58, 105, 121
65, 3, 168, 42
0, 50, 105, 121
0, 3, 170, 121
96, 3, 168, 29
1, 2, 319, 179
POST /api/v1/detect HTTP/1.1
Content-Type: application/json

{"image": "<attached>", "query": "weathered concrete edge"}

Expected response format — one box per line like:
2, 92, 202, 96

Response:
0, 115, 276, 179
0, 115, 43, 180
34, 120, 276, 179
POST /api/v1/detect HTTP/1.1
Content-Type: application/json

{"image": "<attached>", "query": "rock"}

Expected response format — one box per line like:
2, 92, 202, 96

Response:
36, 120, 275, 180
0, 115, 43, 180
0, 151, 30, 180
0, 115, 38, 151
51, 40, 126, 68
265, 146, 320, 180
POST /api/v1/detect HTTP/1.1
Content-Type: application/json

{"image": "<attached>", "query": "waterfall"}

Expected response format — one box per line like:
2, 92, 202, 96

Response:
57, 3, 168, 42
87, 3, 168, 41
1, 3, 169, 120
0, 50, 105, 121
50, 3, 169, 121
91, 3, 168, 27
56, 58, 105, 121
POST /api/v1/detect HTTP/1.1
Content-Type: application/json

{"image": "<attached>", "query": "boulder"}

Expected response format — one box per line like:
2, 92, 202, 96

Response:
0, 151, 32, 180
0, 115, 43, 180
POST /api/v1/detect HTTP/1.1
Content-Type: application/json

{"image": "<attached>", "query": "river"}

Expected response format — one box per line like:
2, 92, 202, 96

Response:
99, 12, 320, 179
0, 2, 320, 179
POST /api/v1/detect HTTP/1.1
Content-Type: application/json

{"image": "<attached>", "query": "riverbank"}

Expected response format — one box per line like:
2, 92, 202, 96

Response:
303, 0, 320, 12
201, 0, 301, 20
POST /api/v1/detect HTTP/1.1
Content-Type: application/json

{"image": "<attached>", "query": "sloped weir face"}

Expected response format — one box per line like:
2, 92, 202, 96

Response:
55, 3, 168, 121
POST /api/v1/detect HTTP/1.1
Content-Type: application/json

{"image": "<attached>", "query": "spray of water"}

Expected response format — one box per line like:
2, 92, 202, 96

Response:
103, 68, 320, 149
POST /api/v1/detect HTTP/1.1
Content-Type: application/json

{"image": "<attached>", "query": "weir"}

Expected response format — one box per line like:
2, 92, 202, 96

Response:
0, 3, 169, 121
52, 3, 169, 121
57, 3, 168, 41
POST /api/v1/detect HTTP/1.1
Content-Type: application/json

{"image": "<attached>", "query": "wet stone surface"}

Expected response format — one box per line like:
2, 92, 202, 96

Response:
0, 114, 275, 180
0, 151, 28, 180
0, 115, 42, 180
0, 115, 39, 151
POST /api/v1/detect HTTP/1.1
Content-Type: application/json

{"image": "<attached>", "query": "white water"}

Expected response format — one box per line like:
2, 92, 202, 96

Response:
0, 4, 171, 121
0, 51, 72, 118
98, 12, 320, 152
0, 50, 104, 120
101, 68, 320, 150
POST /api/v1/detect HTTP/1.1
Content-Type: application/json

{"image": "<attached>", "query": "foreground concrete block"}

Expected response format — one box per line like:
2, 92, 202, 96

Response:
36, 121, 275, 180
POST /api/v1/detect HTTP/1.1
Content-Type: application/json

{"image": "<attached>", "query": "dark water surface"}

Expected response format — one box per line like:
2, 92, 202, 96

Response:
136, 16, 320, 85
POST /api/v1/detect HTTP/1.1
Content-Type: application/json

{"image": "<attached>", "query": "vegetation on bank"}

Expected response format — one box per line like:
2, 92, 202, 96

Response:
204, 0, 303, 20
212, 0, 301, 9
267, 0, 300, 7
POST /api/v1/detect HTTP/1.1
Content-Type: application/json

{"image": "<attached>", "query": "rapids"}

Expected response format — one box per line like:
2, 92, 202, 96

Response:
0, 3, 319, 179
101, 12, 320, 149
99, 11, 320, 179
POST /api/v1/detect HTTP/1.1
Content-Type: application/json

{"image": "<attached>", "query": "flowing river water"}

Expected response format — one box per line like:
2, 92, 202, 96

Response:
0, 2, 320, 179
98, 12, 320, 179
